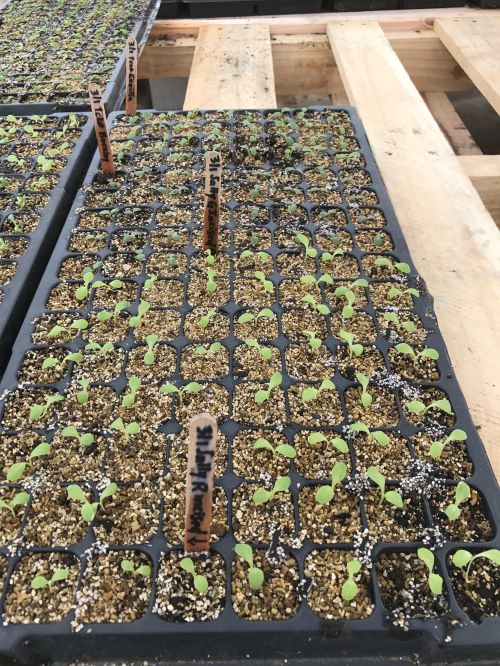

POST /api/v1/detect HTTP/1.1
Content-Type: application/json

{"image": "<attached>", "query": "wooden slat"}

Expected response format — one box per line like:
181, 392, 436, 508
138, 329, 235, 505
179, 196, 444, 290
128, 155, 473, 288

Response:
460, 155, 500, 227
183, 24, 276, 110
327, 20, 500, 481
423, 92, 482, 155
434, 17, 500, 114
139, 31, 470, 95
150, 7, 499, 38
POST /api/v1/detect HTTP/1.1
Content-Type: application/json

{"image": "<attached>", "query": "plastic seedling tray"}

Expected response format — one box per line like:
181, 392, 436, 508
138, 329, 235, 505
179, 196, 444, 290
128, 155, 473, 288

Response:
157, 0, 183, 17
184, 0, 321, 17
0, 0, 160, 116
0, 107, 498, 666
0, 112, 95, 375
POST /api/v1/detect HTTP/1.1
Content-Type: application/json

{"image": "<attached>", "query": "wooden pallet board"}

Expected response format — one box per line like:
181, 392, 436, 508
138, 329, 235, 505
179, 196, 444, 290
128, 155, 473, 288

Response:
184, 24, 276, 110
138, 8, 500, 481
435, 16, 500, 114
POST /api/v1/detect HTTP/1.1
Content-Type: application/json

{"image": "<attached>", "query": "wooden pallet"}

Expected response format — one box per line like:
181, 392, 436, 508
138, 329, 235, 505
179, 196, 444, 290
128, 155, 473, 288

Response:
138, 7, 500, 481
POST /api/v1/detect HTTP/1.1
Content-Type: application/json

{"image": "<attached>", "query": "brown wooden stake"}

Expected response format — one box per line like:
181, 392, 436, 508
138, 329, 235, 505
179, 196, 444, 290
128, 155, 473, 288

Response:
202, 151, 222, 254
125, 37, 138, 116
88, 84, 115, 175
184, 413, 218, 553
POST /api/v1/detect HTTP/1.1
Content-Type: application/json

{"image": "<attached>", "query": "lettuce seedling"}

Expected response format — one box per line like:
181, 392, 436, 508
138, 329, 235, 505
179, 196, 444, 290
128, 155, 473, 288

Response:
130, 300, 150, 329
85, 341, 114, 355
42, 351, 83, 371
29, 394, 64, 422
452, 548, 500, 582
252, 475, 291, 504
315, 462, 347, 504
236, 308, 276, 325
339, 330, 363, 359
4, 442, 51, 481
120, 559, 151, 577
239, 249, 272, 265
31, 568, 68, 590
234, 543, 264, 590
160, 381, 203, 404
179, 557, 208, 594
301, 294, 330, 316
387, 286, 419, 301
300, 273, 333, 289
254, 270, 274, 293
334, 279, 368, 319
367, 467, 404, 508
143, 273, 158, 291
417, 547, 443, 595
89, 277, 125, 297
355, 372, 372, 408
341, 558, 362, 601
255, 372, 282, 404
302, 378, 335, 402
61, 426, 94, 449
444, 481, 471, 521
96, 300, 130, 322
196, 342, 222, 357
47, 318, 88, 338
394, 343, 439, 365
302, 330, 322, 350
320, 248, 344, 264
75, 268, 94, 301
244, 338, 272, 360
141, 333, 159, 365
406, 398, 453, 417
429, 429, 467, 459
351, 422, 389, 447
110, 418, 141, 440
295, 233, 317, 260
253, 437, 295, 459
77, 379, 91, 405
122, 376, 141, 407
67, 483, 117, 522
0, 487, 29, 516
308, 431, 349, 453
374, 257, 410, 274
206, 267, 217, 293
382, 311, 417, 334
199, 309, 217, 328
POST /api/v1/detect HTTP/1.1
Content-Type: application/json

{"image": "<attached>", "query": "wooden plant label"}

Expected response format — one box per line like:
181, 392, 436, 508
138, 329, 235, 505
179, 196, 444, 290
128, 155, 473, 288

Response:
125, 37, 138, 116
202, 151, 222, 254
88, 84, 115, 175
184, 413, 218, 553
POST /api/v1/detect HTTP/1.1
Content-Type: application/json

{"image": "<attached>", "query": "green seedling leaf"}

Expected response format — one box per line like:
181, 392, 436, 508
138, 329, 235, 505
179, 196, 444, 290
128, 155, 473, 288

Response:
302, 387, 318, 402
406, 400, 426, 414
315, 485, 334, 504
30, 442, 52, 459
341, 579, 358, 602
275, 444, 296, 459
385, 490, 404, 508
31, 576, 49, 590
274, 476, 291, 493
7, 462, 26, 483
252, 488, 271, 504
452, 550, 472, 569
234, 544, 253, 565
67, 484, 87, 503
194, 574, 208, 594
248, 567, 264, 590
429, 573, 443, 595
